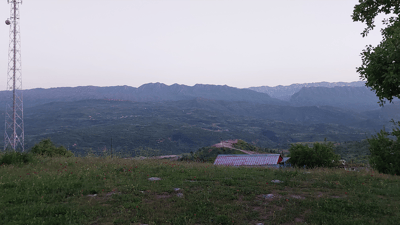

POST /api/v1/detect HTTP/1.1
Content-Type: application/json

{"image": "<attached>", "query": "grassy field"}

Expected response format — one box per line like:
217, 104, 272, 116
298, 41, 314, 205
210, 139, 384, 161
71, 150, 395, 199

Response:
1, 156, 399, 225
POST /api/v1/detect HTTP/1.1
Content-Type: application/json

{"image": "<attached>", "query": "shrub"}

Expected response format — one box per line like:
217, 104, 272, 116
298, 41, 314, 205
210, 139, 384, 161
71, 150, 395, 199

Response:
367, 121, 400, 175
0, 151, 34, 165
30, 139, 74, 157
288, 141, 340, 168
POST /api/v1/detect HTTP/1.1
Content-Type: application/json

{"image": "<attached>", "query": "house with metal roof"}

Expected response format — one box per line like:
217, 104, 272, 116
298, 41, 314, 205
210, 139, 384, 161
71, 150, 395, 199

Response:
213, 154, 283, 167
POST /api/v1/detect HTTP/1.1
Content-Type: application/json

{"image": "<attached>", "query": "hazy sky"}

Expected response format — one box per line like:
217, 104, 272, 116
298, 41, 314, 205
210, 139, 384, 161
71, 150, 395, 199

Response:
0, 0, 387, 90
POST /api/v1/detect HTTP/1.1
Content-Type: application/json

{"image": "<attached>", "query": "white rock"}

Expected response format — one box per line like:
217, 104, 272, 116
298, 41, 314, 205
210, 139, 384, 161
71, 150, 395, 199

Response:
291, 195, 305, 199
262, 194, 274, 199
271, 180, 283, 183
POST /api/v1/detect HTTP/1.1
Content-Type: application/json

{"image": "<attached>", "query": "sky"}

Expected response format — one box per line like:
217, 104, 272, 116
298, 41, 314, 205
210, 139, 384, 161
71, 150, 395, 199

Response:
0, 0, 388, 90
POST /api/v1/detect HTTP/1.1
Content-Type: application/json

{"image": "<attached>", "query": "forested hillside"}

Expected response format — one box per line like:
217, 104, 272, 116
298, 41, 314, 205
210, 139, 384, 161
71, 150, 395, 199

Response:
0, 99, 377, 156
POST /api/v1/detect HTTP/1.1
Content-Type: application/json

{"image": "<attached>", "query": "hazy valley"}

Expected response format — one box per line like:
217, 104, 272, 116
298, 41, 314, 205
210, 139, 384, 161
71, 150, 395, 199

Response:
0, 81, 397, 159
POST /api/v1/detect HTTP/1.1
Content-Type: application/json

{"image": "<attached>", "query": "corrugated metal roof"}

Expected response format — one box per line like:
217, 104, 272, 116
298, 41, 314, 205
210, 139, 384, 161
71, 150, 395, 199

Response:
282, 157, 290, 163
281, 157, 291, 168
214, 154, 283, 166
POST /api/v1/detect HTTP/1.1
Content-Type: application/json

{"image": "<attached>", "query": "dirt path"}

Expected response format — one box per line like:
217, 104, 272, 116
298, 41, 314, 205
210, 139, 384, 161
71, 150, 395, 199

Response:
212, 139, 259, 155
151, 139, 260, 160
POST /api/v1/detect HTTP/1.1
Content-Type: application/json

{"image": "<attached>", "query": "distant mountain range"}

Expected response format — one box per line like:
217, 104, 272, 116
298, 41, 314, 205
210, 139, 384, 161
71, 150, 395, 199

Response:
0, 81, 386, 113
289, 86, 381, 112
248, 81, 366, 100
0, 83, 285, 108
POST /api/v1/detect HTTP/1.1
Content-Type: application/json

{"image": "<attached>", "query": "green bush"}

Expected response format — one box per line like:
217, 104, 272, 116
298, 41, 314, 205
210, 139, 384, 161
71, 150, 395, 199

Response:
288, 141, 340, 168
30, 139, 74, 157
0, 151, 34, 165
368, 121, 400, 175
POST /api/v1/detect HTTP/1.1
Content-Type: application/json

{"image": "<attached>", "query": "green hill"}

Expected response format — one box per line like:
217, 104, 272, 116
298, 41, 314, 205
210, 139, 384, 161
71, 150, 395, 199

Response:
1, 156, 399, 224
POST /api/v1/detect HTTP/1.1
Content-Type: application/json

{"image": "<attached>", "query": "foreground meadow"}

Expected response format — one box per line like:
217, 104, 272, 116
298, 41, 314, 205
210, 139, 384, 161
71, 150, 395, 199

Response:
0, 157, 399, 225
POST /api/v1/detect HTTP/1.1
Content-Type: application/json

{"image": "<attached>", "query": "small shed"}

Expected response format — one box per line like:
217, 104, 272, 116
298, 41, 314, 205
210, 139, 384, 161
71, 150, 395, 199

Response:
213, 154, 283, 167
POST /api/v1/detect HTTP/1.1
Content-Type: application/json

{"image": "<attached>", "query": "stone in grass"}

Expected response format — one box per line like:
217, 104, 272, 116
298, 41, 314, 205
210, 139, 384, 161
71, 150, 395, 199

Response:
271, 180, 284, 183
106, 191, 120, 196
87, 194, 97, 197
148, 177, 161, 181
256, 223, 264, 225
291, 195, 305, 199
174, 188, 181, 191
262, 194, 274, 199
177, 193, 184, 198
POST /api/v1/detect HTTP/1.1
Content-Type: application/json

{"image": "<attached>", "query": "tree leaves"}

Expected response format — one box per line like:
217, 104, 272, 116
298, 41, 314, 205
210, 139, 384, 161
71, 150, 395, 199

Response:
367, 120, 400, 175
353, 0, 400, 105
288, 141, 340, 168
357, 26, 400, 105
352, 0, 400, 37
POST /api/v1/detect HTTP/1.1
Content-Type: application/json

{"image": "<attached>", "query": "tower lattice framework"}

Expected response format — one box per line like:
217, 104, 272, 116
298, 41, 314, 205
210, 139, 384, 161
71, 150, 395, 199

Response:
4, 0, 24, 151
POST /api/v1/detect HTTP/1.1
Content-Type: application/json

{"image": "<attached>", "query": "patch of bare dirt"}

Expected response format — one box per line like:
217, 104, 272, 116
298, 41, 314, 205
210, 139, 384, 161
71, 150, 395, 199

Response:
212, 139, 238, 148
212, 140, 260, 154
280, 209, 310, 225
290, 195, 305, 200
105, 191, 121, 196
156, 192, 172, 199
316, 192, 324, 198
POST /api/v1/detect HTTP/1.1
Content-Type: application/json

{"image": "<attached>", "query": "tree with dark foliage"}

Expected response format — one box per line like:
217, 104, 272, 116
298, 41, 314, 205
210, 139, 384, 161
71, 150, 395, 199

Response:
353, 1, 400, 175
367, 121, 400, 175
288, 141, 340, 168
352, 0, 400, 105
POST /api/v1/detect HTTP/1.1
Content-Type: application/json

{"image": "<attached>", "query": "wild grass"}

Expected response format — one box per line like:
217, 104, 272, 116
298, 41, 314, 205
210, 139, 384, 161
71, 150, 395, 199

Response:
0, 155, 399, 225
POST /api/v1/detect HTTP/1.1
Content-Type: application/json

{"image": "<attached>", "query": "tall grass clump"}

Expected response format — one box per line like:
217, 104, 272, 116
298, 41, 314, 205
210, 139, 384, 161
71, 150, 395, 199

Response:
0, 151, 34, 165
31, 138, 74, 157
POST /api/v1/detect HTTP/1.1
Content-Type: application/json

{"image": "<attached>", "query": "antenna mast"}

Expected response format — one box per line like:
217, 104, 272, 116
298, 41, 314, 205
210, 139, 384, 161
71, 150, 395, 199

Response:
4, 0, 24, 151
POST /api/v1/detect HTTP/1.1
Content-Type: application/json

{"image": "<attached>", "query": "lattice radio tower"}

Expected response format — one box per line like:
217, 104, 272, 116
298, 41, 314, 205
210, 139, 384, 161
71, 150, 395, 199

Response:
4, 0, 24, 151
